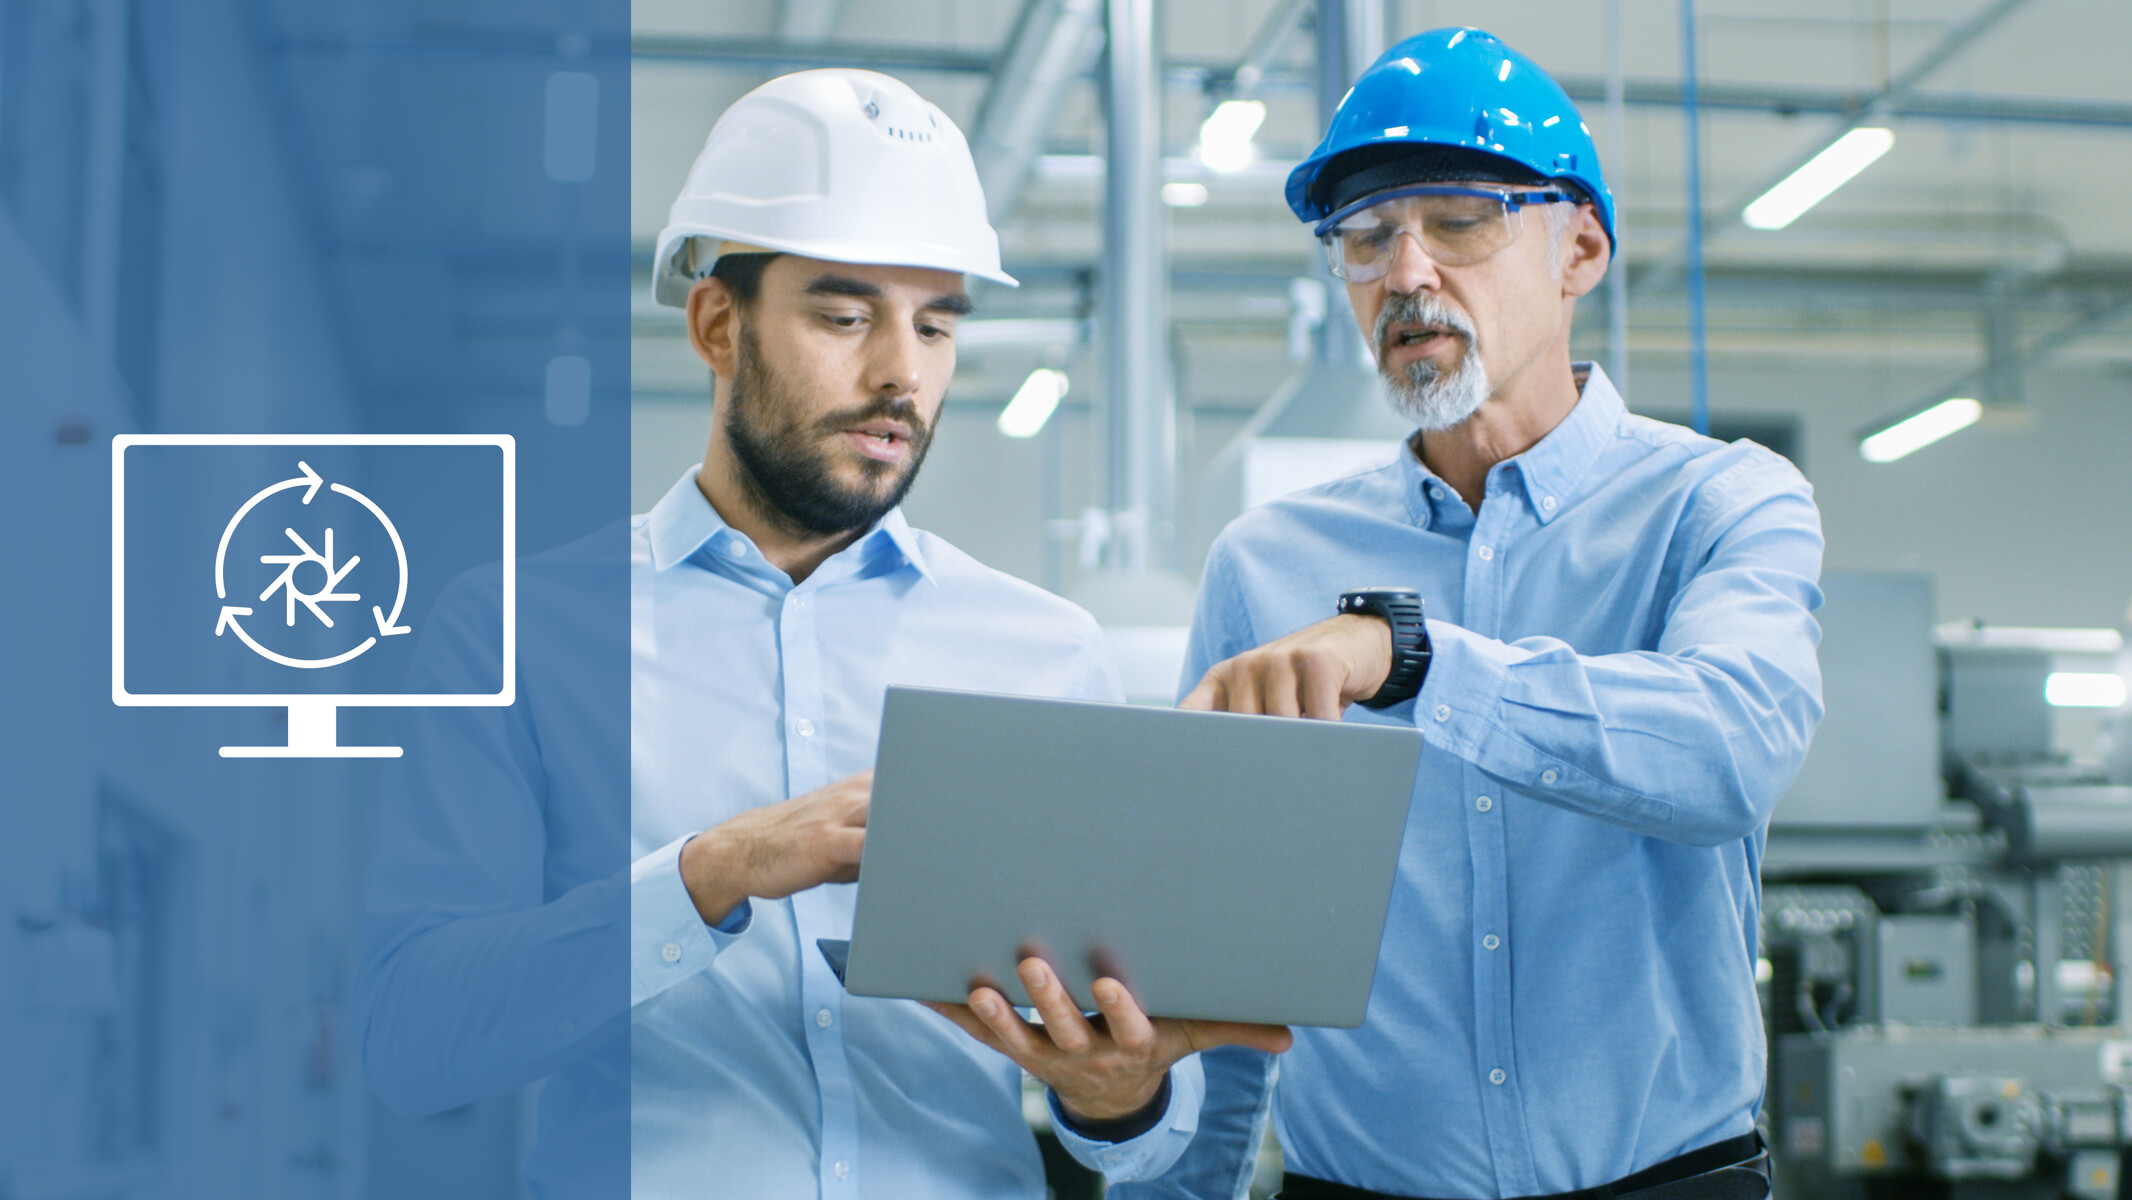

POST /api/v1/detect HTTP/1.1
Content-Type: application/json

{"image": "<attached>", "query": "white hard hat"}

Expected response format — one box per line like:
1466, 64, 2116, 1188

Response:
652, 69, 1016, 307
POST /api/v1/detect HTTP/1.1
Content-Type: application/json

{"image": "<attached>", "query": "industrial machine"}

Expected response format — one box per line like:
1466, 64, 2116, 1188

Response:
1765, 572, 2132, 1199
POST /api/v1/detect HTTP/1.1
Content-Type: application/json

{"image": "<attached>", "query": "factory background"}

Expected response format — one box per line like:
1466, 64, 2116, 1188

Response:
3, 0, 2132, 1198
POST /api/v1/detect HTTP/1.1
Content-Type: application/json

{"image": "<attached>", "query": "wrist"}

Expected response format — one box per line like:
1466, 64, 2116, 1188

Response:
1056, 1070, 1172, 1142
678, 830, 749, 928
1336, 589, 1430, 708
1336, 612, 1395, 700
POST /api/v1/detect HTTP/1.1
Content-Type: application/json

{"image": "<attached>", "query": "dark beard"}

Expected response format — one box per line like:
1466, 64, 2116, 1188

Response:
723, 325, 936, 540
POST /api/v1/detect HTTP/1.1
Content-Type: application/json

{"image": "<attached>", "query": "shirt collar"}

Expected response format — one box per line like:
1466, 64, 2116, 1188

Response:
869, 507, 936, 584
1508, 362, 1623, 525
646, 466, 934, 583
1392, 362, 1624, 528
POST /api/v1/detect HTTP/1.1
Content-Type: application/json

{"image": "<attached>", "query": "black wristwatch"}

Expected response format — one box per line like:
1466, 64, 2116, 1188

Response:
1337, 589, 1431, 709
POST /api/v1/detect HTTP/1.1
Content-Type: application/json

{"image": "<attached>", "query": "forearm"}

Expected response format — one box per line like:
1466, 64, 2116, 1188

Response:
357, 870, 628, 1115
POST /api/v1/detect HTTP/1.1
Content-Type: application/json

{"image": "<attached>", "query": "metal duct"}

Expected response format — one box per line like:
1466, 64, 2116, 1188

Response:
970, 0, 1106, 225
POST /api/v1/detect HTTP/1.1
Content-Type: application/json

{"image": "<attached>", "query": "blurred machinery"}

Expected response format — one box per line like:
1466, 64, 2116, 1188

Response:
1765, 572, 2132, 1200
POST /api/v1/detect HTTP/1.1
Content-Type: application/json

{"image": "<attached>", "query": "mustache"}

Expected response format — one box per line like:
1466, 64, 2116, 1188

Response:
811, 394, 930, 438
1374, 293, 1478, 358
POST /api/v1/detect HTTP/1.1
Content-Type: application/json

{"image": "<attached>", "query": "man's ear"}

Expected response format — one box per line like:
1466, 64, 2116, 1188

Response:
686, 277, 742, 375
1559, 204, 1612, 300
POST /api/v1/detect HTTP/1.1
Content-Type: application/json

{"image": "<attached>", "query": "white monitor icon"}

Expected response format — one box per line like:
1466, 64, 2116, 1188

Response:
112, 434, 516, 757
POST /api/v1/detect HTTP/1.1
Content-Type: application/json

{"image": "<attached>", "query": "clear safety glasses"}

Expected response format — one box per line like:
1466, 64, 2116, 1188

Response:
1315, 185, 1576, 282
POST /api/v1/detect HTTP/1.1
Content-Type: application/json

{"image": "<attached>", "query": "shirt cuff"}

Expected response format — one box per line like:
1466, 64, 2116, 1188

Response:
1052, 1071, 1171, 1142
1050, 1052, 1203, 1181
1412, 618, 1514, 760
629, 835, 750, 1007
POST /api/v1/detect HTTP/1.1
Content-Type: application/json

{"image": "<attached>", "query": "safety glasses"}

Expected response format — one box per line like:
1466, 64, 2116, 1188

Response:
1315, 185, 1576, 282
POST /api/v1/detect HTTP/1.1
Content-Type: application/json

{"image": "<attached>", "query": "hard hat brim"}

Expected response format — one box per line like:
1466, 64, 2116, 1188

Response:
653, 229, 1018, 308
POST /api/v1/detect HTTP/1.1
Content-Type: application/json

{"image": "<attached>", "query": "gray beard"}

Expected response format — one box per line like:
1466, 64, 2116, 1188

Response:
1374, 295, 1491, 431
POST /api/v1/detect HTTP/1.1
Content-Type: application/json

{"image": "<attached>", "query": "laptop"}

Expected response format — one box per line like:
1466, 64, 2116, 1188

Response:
832, 686, 1424, 1029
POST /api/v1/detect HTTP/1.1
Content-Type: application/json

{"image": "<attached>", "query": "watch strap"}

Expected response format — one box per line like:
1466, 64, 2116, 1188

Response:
1337, 590, 1431, 709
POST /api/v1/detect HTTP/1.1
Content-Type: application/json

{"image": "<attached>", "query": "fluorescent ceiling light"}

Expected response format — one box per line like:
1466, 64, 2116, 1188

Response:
2046, 672, 2128, 708
1161, 182, 1209, 207
1198, 100, 1266, 174
998, 368, 1068, 438
1859, 397, 1981, 463
1742, 127, 1895, 231
1933, 623, 2124, 655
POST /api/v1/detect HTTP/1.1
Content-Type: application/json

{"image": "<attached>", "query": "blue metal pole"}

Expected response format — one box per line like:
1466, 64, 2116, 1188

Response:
1679, 0, 1709, 435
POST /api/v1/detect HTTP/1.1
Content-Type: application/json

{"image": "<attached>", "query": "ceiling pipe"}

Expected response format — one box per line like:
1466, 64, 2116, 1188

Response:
1853, 288, 2132, 454
1604, 0, 1629, 392
970, 0, 1108, 225
1223, 0, 1311, 101
1680, 0, 1710, 435
1718, 0, 2035, 225
1312, 0, 1380, 371
624, 38, 2132, 130
1636, 0, 2037, 297
1100, 0, 1169, 572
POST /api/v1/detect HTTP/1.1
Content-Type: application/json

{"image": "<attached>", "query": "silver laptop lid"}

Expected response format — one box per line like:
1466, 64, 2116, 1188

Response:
843, 686, 1423, 1028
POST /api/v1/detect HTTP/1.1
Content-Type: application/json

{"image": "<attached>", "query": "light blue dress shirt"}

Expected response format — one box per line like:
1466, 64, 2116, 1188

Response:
1113, 366, 1823, 1199
630, 469, 1201, 1198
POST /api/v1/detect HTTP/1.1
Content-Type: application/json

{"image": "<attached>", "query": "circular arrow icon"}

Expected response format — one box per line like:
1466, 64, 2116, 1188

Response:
213, 461, 411, 669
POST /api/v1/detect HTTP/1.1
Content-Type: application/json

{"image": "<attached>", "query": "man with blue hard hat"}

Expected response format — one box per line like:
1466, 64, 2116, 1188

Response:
1072, 27, 1824, 1200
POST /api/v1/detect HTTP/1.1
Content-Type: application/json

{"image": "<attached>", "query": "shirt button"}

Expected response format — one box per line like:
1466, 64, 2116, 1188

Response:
660, 941, 682, 963
1483, 934, 1501, 951
1433, 704, 1450, 722
1477, 545, 1494, 561
815, 1008, 834, 1028
1542, 496, 1557, 511
1476, 795, 1492, 812
795, 718, 816, 737
791, 595, 807, 609
1541, 768, 1559, 785
833, 1160, 850, 1179
724, 539, 747, 558
1490, 1068, 1507, 1086
557, 1018, 576, 1035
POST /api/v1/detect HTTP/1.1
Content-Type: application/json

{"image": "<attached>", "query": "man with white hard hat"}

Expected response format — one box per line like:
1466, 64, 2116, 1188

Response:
629, 69, 1286, 1197
1035, 28, 1820, 1200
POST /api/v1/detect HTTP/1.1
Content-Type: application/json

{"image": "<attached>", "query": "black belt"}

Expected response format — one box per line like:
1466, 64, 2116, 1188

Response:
1280, 1133, 1769, 1200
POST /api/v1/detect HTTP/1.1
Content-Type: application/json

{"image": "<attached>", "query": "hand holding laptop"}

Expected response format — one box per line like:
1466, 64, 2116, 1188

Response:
842, 686, 1422, 1126
926, 953, 1294, 1123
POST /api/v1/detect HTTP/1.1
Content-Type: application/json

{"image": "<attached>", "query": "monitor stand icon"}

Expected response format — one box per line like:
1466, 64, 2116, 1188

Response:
112, 434, 516, 759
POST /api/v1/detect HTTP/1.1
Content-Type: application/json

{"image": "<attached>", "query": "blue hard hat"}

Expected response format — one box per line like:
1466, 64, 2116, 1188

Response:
1287, 28, 1615, 246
